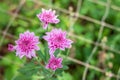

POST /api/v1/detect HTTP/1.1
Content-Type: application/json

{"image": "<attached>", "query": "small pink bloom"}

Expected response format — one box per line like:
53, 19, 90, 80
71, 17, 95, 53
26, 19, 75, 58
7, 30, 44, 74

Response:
8, 44, 15, 51
46, 55, 63, 71
37, 8, 60, 29
14, 31, 40, 59
43, 29, 73, 55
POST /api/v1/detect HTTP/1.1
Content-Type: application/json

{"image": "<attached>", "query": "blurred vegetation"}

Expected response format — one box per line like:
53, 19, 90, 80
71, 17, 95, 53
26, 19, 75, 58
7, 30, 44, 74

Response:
0, 0, 120, 80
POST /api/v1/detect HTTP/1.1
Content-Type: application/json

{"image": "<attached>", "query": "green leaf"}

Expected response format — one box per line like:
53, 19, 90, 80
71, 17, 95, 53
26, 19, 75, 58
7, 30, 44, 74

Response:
61, 49, 69, 56
44, 43, 50, 62
37, 50, 45, 62
54, 49, 60, 57
13, 74, 32, 80
55, 69, 63, 76
62, 65, 69, 70
57, 72, 73, 80
18, 62, 41, 76
41, 68, 52, 79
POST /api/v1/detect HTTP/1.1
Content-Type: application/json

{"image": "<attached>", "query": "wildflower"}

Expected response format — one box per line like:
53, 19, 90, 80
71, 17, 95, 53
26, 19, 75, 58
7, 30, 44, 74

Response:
37, 8, 60, 29
46, 55, 63, 71
12, 31, 40, 59
43, 29, 73, 55
8, 44, 15, 51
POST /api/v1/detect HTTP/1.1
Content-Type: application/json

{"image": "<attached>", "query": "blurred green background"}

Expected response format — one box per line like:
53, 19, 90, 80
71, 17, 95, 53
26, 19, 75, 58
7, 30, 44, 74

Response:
0, 0, 120, 80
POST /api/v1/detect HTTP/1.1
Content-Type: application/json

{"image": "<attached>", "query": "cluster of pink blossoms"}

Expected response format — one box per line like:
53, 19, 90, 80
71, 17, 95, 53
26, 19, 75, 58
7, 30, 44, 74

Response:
8, 9, 73, 71
43, 28, 73, 71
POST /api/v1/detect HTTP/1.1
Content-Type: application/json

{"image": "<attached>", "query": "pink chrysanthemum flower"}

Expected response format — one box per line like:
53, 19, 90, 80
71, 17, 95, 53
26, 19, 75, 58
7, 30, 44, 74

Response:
46, 55, 63, 71
11, 31, 40, 59
37, 8, 60, 29
43, 29, 73, 55
8, 44, 15, 51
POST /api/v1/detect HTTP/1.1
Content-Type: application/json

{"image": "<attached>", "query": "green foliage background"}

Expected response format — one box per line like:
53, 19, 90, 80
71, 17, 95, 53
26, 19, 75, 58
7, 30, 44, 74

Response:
0, 0, 120, 80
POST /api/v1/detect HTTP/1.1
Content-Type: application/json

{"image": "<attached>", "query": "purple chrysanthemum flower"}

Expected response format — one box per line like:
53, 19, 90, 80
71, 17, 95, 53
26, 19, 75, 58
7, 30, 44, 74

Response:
46, 55, 63, 71
9, 31, 40, 59
37, 8, 60, 29
43, 29, 73, 55
8, 44, 15, 51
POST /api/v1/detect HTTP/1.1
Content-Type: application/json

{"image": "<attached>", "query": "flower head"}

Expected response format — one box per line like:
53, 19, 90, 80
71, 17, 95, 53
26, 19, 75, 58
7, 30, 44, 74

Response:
8, 44, 15, 51
43, 29, 73, 55
37, 8, 60, 29
11, 31, 40, 59
46, 55, 63, 71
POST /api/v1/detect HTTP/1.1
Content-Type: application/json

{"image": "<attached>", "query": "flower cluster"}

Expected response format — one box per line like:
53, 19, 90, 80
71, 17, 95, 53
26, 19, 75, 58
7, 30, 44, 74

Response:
8, 9, 73, 71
